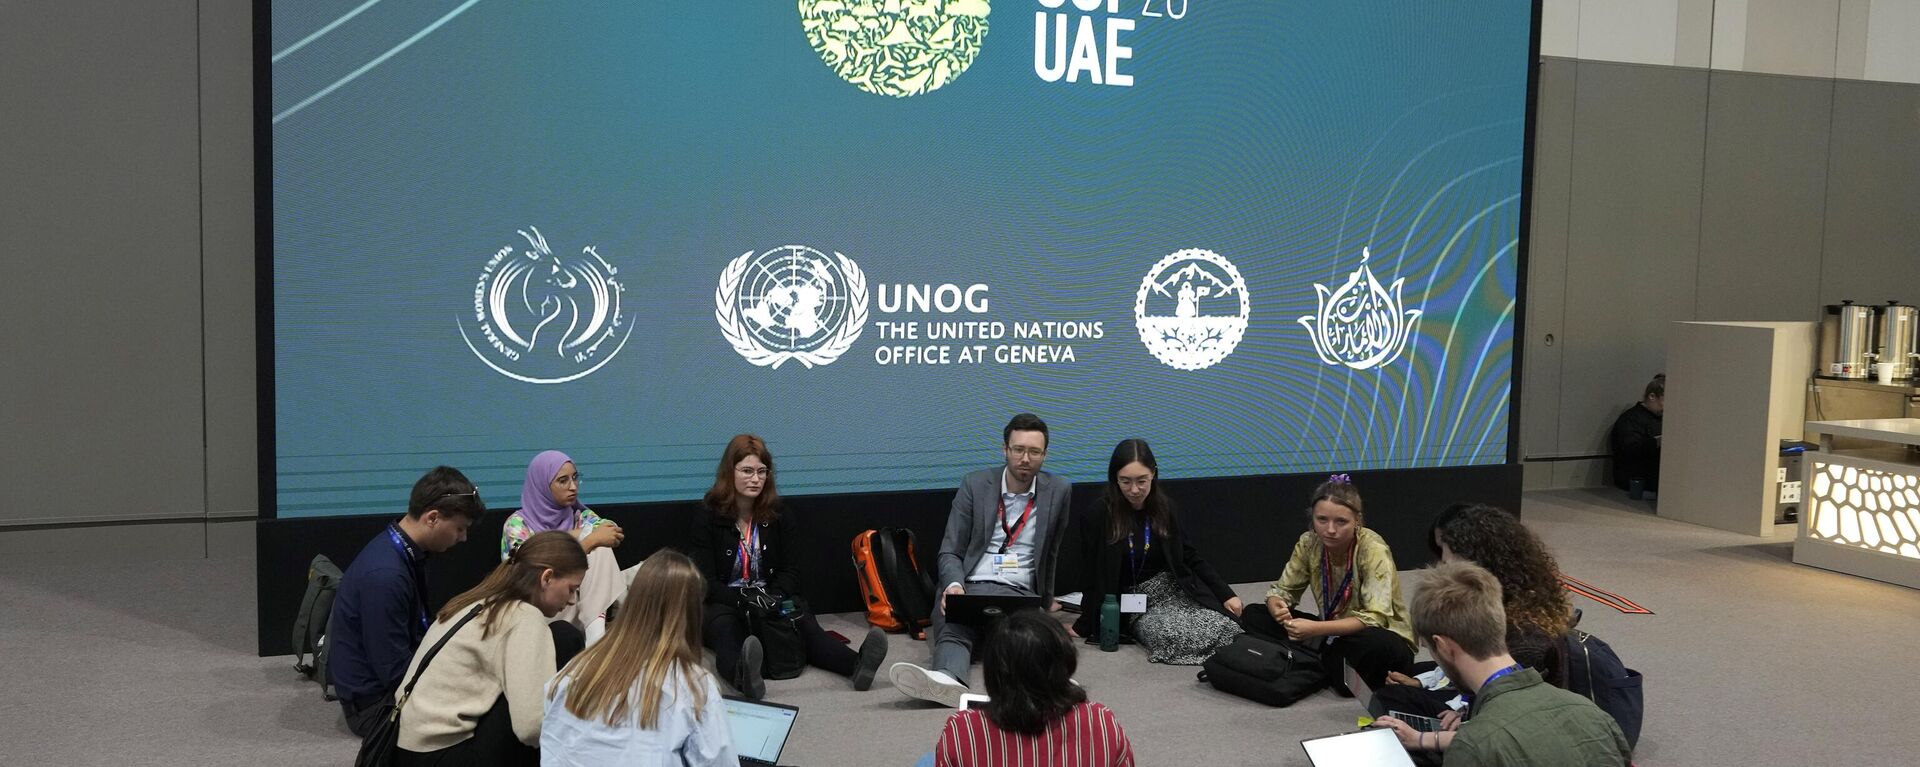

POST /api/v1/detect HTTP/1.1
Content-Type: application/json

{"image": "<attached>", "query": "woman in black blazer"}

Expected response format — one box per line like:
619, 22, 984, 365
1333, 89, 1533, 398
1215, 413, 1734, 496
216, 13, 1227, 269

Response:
687, 434, 888, 699
1073, 438, 1245, 664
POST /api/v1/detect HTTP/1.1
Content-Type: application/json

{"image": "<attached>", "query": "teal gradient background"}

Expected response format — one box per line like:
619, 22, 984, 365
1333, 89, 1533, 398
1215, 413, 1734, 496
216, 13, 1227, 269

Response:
271, 0, 1531, 517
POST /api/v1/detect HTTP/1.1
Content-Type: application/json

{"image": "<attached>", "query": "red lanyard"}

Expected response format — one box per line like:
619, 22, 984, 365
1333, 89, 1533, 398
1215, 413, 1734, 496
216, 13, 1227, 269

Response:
736, 524, 760, 584
997, 493, 1037, 554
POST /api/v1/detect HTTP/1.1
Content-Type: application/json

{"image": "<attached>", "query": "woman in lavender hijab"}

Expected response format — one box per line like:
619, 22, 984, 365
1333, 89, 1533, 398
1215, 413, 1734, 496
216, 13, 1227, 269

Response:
502, 450, 639, 631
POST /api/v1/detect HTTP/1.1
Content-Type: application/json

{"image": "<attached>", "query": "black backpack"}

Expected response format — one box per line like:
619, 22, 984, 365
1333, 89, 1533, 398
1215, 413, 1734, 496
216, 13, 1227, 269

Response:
1563, 629, 1644, 748
852, 528, 937, 639
1197, 633, 1328, 707
292, 554, 344, 700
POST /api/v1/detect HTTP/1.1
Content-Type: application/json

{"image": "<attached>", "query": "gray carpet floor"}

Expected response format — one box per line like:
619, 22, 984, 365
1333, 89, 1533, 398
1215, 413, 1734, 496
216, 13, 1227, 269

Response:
4, 489, 1917, 766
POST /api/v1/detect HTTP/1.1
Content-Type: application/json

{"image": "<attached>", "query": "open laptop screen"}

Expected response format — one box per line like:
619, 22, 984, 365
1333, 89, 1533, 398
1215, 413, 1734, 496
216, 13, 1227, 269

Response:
1300, 727, 1417, 767
723, 696, 798, 763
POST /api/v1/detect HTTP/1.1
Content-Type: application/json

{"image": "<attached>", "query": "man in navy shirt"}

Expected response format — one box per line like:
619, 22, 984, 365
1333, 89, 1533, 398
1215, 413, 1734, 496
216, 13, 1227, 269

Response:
327, 466, 484, 736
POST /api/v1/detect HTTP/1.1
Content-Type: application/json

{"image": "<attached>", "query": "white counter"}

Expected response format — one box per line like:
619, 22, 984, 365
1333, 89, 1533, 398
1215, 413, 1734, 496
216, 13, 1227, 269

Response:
1796, 419, 1920, 589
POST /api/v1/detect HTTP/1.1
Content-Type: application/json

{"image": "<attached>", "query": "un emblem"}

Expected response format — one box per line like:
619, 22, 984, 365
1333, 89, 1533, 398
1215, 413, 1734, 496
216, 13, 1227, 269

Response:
1134, 249, 1251, 371
715, 246, 870, 369
799, 0, 991, 98
457, 227, 633, 384
1298, 248, 1422, 370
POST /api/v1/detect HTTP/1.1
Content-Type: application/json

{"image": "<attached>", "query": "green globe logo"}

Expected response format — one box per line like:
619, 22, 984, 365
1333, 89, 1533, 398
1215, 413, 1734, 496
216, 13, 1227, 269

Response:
800, 0, 991, 98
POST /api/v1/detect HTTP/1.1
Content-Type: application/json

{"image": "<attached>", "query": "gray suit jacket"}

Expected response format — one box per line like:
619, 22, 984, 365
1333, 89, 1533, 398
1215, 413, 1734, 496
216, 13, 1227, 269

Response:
937, 467, 1073, 600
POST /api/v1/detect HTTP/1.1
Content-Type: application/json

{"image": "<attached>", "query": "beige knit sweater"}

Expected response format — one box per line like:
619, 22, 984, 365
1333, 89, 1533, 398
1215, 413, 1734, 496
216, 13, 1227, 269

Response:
396, 600, 556, 752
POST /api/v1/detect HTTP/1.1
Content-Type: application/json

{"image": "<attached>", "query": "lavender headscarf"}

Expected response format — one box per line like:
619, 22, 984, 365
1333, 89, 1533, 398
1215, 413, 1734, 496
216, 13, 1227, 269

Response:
519, 450, 582, 532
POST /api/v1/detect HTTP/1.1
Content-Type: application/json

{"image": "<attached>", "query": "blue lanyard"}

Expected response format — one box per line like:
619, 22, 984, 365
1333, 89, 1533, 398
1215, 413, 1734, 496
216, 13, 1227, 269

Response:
1467, 664, 1525, 704
1320, 542, 1356, 619
386, 525, 429, 633
1126, 522, 1153, 582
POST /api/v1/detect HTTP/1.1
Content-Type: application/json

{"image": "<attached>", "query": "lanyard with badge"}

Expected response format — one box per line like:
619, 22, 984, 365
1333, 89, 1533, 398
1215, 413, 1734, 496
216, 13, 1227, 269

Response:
734, 523, 762, 586
990, 491, 1036, 575
1115, 520, 1152, 615
387, 524, 430, 633
1320, 540, 1357, 621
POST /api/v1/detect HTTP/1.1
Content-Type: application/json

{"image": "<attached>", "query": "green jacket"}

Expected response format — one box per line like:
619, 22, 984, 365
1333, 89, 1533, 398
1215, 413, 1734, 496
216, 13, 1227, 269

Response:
1446, 668, 1632, 767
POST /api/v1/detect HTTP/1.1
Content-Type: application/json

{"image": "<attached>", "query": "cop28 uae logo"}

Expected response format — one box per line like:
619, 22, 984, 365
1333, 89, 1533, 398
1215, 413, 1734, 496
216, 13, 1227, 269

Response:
1134, 249, 1250, 370
799, 0, 991, 97
1298, 248, 1422, 370
715, 245, 870, 369
457, 227, 633, 384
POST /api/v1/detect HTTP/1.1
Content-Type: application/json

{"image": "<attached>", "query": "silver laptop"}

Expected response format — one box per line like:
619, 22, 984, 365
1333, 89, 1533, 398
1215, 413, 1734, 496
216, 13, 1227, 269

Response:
723, 696, 798, 767
1300, 727, 1418, 767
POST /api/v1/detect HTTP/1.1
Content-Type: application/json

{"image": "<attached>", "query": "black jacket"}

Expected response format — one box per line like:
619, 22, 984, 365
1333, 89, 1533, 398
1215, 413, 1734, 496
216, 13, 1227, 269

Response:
687, 507, 802, 608
1608, 402, 1662, 490
1072, 500, 1236, 637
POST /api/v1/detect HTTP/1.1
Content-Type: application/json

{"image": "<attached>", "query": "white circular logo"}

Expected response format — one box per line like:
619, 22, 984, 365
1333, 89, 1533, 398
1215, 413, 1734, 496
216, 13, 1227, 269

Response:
1134, 249, 1250, 370
798, 0, 991, 98
716, 245, 870, 369
458, 227, 633, 384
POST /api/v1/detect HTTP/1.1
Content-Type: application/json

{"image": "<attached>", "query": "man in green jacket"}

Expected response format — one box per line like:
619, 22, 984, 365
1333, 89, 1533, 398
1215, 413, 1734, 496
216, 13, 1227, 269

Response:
1378, 562, 1632, 766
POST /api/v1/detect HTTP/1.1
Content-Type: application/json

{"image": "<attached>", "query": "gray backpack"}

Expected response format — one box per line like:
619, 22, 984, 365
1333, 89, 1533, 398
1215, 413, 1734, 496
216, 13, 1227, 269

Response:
291, 554, 344, 700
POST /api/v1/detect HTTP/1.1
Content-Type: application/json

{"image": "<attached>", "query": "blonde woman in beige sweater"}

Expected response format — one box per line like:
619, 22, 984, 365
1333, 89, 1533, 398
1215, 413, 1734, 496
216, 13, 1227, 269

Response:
395, 531, 588, 766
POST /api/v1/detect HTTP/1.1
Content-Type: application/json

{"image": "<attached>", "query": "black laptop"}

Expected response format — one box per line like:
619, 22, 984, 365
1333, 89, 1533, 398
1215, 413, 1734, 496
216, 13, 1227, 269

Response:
943, 594, 1047, 628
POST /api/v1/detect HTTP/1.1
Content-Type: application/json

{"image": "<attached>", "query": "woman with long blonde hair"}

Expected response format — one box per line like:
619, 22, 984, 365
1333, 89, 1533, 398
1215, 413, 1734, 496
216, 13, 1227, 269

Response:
541, 550, 738, 766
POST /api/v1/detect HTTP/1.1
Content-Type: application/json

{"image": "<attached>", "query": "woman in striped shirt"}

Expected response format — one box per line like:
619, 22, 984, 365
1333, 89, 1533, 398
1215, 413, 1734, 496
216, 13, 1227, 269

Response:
930, 611, 1135, 767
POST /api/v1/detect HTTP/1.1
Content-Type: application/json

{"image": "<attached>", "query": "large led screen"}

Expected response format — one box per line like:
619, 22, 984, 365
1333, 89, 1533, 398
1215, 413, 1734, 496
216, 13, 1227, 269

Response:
270, 0, 1532, 517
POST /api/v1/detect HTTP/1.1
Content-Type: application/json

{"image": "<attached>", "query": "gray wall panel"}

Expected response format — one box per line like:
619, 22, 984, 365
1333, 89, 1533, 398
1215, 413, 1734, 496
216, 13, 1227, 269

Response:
1821, 80, 1920, 307
1557, 61, 1707, 456
200, 0, 258, 517
1, 1, 208, 525
1521, 58, 1577, 460
1696, 72, 1831, 321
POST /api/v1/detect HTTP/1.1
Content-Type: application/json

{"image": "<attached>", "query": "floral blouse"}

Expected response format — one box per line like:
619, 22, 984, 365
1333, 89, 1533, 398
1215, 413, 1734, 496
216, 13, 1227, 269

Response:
500, 507, 607, 561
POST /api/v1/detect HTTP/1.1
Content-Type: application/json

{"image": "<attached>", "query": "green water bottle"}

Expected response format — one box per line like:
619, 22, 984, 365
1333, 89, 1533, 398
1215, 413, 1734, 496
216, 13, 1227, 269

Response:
1099, 595, 1121, 652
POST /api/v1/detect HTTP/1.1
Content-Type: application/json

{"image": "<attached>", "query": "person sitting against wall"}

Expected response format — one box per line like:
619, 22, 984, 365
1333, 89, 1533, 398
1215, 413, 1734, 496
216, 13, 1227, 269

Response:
1240, 475, 1416, 694
1608, 374, 1664, 496
686, 434, 889, 699
502, 450, 639, 631
1374, 562, 1631, 766
395, 531, 590, 766
541, 550, 738, 767
1071, 438, 1244, 664
919, 610, 1136, 767
329, 466, 484, 737
1371, 503, 1577, 738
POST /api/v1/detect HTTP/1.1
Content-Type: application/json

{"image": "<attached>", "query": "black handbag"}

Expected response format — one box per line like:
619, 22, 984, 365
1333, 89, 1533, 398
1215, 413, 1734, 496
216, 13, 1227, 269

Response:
738, 587, 808, 680
1197, 632, 1328, 707
354, 604, 484, 767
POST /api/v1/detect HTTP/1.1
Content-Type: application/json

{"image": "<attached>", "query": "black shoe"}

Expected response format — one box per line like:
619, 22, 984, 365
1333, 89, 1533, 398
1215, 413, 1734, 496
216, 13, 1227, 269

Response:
737, 636, 766, 700
851, 627, 889, 691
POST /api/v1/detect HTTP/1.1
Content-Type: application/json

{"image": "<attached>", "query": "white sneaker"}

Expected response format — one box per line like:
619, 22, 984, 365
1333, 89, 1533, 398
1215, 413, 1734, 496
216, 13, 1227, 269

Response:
889, 662, 968, 707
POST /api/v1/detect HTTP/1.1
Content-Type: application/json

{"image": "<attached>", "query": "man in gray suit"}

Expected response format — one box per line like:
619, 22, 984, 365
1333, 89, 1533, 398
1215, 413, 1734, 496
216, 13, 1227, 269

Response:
890, 413, 1074, 706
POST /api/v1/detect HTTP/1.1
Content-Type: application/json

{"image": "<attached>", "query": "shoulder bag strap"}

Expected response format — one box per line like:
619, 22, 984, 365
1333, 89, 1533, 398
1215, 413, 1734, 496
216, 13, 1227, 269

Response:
393, 603, 486, 712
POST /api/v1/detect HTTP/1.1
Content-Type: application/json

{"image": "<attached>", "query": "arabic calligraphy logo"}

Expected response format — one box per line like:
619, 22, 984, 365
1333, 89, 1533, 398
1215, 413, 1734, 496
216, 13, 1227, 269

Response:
798, 0, 991, 98
458, 227, 633, 384
1299, 248, 1422, 370
715, 245, 870, 369
1134, 249, 1251, 370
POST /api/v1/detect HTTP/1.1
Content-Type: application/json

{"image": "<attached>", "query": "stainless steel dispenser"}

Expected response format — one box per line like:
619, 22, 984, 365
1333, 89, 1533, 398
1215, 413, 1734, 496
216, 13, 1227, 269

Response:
1819, 300, 1877, 379
1879, 301, 1919, 381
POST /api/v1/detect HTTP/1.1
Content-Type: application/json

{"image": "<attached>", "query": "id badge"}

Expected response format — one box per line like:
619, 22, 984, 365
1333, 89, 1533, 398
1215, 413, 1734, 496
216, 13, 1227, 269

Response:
992, 553, 1022, 572
1119, 593, 1147, 613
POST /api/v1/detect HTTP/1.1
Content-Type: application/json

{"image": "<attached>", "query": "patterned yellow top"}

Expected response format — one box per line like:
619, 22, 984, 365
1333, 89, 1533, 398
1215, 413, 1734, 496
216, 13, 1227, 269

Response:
1265, 527, 1414, 648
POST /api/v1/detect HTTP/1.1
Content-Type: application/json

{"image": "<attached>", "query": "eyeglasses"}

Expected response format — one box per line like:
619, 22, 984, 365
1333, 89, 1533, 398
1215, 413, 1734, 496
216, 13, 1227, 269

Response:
553, 473, 583, 487
428, 490, 479, 506
736, 466, 770, 478
1006, 446, 1046, 458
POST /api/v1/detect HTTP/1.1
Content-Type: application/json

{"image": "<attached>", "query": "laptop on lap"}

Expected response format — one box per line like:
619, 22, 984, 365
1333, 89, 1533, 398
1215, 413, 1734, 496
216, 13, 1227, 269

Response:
723, 696, 798, 767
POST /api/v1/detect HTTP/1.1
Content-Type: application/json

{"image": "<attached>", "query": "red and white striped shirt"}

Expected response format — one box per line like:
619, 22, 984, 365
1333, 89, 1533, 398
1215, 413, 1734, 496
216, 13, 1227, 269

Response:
934, 701, 1135, 767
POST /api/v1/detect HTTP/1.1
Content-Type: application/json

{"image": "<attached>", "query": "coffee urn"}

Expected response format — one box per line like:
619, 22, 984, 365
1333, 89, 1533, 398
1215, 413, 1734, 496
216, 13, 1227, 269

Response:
1880, 301, 1919, 381
1818, 300, 1877, 379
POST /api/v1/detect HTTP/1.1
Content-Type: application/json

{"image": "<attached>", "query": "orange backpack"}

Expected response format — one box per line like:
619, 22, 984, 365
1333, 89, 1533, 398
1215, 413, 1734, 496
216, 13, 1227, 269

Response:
851, 528, 937, 639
